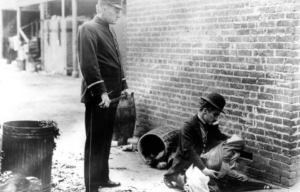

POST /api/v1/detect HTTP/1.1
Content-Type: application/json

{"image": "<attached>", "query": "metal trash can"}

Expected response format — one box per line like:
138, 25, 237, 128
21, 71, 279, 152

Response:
1, 120, 59, 192
138, 127, 179, 165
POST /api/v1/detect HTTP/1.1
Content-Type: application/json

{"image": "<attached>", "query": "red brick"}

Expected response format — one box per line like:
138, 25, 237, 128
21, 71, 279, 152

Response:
250, 72, 264, 78
258, 36, 276, 42
258, 93, 273, 100
268, 43, 285, 49
273, 154, 292, 165
282, 170, 297, 179
276, 50, 299, 58
238, 50, 252, 56
282, 142, 298, 150
252, 43, 267, 49
230, 83, 244, 89
266, 172, 281, 183
251, 161, 266, 170
286, 13, 300, 19
247, 58, 260, 64
265, 101, 282, 109
266, 166, 282, 176
281, 177, 300, 187
249, 127, 265, 135
242, 78, 257, 84
267, 28, 285, 34
270, 160, 282, 169
230, 2, 245, 9
217, 43, 230, 49
276, 35, 294, 42
283, 119, 296, 127
276, 5, 295, 12
265, 116, 283, 124
267, 130, 283, 139
259, 150, 273, 159
260, 21, 276, 27
243, 36, 257, 42
237, 29, 250, 35
257, 107, 273, 115
274, 110, 293, 119
277, 20, 293, 27
234, 71, 249, 77
240, 8, 254, 15
269, 13, 285, 20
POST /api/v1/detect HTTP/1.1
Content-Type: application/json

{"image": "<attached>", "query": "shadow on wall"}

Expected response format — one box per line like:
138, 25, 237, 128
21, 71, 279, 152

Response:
133, 94, 170, 138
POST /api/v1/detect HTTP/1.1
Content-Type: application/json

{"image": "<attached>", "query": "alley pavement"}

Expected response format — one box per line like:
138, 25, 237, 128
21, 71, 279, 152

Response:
0, 60, 299, 192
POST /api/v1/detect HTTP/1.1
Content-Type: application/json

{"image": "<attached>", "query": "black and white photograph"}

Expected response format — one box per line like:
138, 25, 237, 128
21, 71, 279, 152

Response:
0, 0, 299, 192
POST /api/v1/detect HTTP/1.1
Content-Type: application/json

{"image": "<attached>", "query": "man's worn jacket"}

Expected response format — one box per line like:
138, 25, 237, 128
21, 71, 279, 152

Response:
78, 16, 128, 105
165, 114, 228, 177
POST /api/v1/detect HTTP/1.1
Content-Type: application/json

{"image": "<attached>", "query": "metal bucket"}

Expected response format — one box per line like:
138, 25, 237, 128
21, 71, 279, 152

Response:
137, 127, 179, 165
1, 120, 59, 192
113, 94, 136, 145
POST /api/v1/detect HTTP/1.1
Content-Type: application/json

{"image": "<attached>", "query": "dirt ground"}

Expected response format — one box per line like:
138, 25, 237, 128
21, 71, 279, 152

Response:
0, 61, 174, 192
1, 60, 299, 192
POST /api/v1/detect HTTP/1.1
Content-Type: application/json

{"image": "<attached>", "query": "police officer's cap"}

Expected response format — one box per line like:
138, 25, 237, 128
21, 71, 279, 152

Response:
99, 0, 123, 10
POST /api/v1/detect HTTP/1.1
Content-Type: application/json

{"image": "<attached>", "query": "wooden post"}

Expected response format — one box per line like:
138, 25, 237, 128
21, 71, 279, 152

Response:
61, 0, 65, 19
72, 0, 79, 77
31, 21, 34, 38
0, 10, 3, 60
40, 2, 45, 68
35, 21, 39, 37
17, 7, 21, 43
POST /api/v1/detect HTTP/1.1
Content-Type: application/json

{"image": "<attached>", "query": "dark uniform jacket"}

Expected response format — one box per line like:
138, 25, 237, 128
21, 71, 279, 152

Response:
78, 16, 128, 105
165, 114, 228, 177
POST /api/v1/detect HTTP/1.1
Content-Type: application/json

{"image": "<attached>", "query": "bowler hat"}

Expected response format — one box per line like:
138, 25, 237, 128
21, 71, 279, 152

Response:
201, 92, 226, 113
99, 0, 123, 9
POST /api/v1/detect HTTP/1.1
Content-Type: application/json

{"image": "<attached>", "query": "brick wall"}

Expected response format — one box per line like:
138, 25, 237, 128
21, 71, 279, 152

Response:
125, 0, 300, 187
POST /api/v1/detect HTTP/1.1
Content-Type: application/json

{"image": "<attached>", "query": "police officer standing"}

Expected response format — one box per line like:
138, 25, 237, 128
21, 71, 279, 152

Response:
77, 0, 131, 191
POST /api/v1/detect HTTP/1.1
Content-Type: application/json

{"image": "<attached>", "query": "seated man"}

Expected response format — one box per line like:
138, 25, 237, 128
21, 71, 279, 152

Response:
164, 92, 246, 192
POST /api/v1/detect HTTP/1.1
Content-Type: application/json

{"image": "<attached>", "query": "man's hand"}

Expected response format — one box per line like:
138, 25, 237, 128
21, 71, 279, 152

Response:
99, 92, 111, 108
121, 89, 132, 99
202, 167, 218, 179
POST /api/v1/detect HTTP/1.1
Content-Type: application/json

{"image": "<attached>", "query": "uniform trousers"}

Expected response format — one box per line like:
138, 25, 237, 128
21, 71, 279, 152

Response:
84, 103, 118, 192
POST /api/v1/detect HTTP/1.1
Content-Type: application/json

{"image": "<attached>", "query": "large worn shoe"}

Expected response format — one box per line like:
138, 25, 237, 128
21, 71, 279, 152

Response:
99, 180, 121, 188
163, 176, 176, 188
90, 188, 99, 192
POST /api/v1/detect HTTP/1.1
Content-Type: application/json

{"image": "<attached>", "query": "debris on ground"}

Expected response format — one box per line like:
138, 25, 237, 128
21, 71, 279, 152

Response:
51, 156, 85, 192
0, 171, 42, 192
122, 144, 134, 151
0, 171, 14, 184
111, 141, 118, 147
99, 185, 147, 192
110, 167, 139, 173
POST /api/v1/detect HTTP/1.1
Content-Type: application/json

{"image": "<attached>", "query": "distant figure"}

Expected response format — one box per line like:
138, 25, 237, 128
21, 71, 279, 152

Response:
164, 92, 247, 192
77, 0, 131, 192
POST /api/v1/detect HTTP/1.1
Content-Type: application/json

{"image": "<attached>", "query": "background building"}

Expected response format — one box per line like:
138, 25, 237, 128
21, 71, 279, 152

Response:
0, 0, 127, 76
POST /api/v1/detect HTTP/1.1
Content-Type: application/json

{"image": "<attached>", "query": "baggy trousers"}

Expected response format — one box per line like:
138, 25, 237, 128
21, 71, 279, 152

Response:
168, 140, 245, 192
84, 103, 118, 192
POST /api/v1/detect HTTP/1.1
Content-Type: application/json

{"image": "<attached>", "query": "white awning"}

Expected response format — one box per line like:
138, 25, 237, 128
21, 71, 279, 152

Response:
17, 0, 56, 7
0, 0, 55, 10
